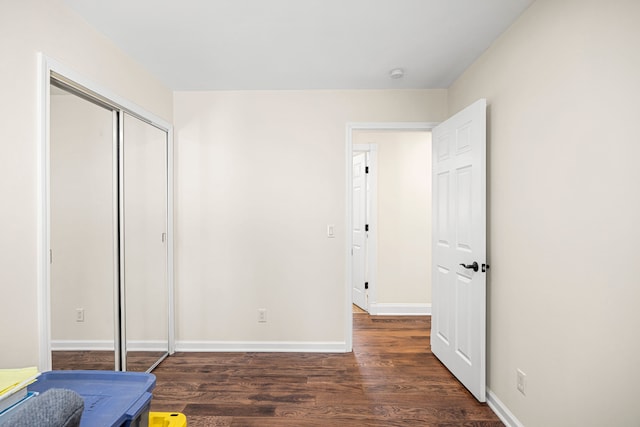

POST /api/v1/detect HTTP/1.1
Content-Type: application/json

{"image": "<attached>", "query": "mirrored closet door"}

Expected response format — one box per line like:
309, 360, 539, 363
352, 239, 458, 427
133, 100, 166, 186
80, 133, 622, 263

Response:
49, 80, 170, 373
121, 113, 169, 372
50, 84, 117, 370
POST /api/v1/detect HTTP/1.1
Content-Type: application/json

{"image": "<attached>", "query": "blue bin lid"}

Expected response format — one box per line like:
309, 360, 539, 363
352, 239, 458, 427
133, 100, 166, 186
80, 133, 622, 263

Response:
28, 370, 155, 427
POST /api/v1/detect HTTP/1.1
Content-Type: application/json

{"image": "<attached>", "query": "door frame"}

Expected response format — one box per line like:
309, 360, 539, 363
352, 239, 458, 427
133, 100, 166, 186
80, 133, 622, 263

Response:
37, 53, 175, 371
344, 122, 437, 351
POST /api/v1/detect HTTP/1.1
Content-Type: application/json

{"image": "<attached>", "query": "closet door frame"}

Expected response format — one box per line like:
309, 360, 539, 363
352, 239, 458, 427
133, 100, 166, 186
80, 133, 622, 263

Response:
37, 54, 175, 371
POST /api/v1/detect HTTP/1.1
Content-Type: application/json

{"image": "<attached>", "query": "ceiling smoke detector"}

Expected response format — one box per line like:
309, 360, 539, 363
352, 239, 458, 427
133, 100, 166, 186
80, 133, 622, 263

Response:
389, 68, 405, 79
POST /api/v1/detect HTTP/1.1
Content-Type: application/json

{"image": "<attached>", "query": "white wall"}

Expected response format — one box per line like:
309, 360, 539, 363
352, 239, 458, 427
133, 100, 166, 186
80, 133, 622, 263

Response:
0, 0, 172, 368
353, 130, 431, 309
448, 1, 640, 425
173, 90, 446, 349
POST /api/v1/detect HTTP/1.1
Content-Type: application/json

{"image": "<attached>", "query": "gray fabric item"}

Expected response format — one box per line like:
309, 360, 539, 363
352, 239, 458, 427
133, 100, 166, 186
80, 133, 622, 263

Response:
0, 388, 84, 427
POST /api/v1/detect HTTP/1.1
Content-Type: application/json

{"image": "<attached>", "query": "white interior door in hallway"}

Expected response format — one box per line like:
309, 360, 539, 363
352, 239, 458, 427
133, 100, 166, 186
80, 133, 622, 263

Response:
352, 151, 368, 311
431, 99, 487, 402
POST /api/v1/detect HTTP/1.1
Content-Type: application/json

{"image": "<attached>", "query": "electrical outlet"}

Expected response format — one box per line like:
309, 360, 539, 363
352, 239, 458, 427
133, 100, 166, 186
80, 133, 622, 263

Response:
76, 308, 85, 323
258, 308, 267, 323
516, 369, 526, 395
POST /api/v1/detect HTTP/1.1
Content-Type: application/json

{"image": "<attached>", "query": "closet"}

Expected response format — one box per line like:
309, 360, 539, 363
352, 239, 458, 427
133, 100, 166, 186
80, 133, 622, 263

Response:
49, 77, 170, 372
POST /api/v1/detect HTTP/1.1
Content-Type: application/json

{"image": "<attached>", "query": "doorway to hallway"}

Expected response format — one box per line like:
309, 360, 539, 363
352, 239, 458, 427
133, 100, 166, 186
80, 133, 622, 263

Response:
349, 125, 434, 317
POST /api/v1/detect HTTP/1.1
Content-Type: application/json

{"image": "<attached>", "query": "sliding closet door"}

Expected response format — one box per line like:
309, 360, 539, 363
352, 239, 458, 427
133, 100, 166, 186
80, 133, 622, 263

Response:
122, 113, 169, 372
50, 86, 117, 369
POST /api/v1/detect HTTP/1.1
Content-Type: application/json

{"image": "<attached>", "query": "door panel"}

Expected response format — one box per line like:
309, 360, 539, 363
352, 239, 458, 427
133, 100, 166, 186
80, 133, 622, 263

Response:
456, 166, 473, 250
431, 99, 487, 402
435, 266, 451, 344
352, 152, 367, 310
50, 86, 116, 369
436, 171, 450, 246
455, 273, 472, 364
122, 113, 168, 372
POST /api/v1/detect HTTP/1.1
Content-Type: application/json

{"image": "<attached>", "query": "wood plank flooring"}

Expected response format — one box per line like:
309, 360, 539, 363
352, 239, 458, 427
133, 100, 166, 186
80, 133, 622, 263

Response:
52, 350, 167, 372
52, 350, 114, 371
352, 304, 367, 314
150, 314, 503, 426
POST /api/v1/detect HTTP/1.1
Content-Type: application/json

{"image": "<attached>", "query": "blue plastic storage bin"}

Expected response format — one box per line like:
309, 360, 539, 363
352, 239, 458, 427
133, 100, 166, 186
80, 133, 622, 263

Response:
28, 370, 156, 427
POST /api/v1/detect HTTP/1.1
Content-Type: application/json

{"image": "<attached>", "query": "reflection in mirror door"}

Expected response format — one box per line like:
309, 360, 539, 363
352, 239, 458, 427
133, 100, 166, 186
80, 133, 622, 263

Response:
50, 84, 117, 370
122, 113, 169, 372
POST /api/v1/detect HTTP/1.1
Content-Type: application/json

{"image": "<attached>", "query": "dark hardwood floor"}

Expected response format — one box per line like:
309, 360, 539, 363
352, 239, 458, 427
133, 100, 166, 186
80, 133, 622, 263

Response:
149, 314, 503, 426
52, 350, 114, 371
52, 350, 167, 372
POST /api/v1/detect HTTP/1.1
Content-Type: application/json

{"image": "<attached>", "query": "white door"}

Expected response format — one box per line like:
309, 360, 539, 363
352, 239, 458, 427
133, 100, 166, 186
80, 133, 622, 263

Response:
431, 99, 487, 402
352, 152, 367, 310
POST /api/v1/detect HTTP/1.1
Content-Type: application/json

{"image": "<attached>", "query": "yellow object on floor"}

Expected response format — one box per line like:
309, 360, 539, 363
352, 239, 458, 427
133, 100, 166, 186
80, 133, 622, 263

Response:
0, 367, 40, 396
149, 412, 187, 427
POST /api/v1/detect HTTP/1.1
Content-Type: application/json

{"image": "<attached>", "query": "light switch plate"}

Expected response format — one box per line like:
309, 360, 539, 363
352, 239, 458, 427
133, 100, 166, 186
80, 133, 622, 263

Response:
327, 224, 335, 238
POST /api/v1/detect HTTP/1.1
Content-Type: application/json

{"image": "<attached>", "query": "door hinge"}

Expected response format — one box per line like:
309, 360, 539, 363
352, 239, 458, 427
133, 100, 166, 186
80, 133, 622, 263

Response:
49, 249, 53, 264
365, 224, 369, 232
364, 282, 369, 290
365, 166, 369, 174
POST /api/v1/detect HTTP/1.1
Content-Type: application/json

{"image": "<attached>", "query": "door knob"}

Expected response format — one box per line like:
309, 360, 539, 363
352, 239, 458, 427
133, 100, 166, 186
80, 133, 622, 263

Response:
459, 261, 479, 272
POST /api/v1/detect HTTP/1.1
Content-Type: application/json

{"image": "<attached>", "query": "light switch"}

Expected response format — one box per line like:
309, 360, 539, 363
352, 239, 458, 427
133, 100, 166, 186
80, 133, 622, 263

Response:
327, 224, 335, 238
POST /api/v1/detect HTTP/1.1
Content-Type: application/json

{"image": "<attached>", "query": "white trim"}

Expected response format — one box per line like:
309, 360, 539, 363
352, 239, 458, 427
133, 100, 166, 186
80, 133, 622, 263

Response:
368, 303, 432, 316
345, 122, 438, 354
126, 341, 170, 352
176, 341, 347, 353
51, 340, 168, 352
167, 125, 176, 355
344, 126, 354, 352
51, 340, 115, 351
37, 53, 175, 371
45, 56, 170, 128
112, 110, 121, 370
350, 122, 440, 131
117, 110, 126, 370
367, 147, 378, 311
36, 54, 52, 373
352, 143, 378, 151
487, 389, 525, 427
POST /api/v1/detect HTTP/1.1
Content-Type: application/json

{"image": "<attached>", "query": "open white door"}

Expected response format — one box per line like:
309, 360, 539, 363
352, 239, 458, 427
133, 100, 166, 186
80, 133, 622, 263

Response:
431, 99, 487, 402
352, 152, 367, 310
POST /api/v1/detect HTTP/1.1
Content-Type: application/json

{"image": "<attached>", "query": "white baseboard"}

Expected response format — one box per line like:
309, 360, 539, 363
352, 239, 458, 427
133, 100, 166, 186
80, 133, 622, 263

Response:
176, 341, 347, 353
51, 340, 114, 351
51, 340, 167, 352
126, 341, 169, 352
368, 303, 431, 316
487, 388, 525, 427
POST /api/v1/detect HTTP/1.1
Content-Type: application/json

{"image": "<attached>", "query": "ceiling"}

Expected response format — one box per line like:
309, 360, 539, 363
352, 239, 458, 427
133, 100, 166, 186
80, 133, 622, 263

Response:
63, 0, 534, 91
